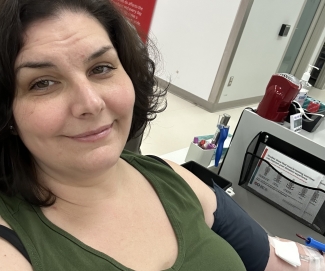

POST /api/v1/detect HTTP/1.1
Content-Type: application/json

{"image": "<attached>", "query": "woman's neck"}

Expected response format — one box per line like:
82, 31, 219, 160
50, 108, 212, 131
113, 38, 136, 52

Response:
38, 158, 129, 209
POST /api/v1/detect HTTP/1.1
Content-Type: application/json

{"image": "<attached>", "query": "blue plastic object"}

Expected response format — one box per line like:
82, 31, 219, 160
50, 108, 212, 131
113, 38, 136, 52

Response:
306, 237, 325, 252
214, 125, 229, 167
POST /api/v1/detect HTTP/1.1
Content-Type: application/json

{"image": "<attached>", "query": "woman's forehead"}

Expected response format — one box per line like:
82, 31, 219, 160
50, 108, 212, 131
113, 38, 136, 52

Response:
16, 11, 113, 68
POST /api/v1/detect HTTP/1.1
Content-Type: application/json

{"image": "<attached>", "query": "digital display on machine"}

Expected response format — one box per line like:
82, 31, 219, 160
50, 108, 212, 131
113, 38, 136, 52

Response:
290, 113, 302, 132
294, 117, 302, 128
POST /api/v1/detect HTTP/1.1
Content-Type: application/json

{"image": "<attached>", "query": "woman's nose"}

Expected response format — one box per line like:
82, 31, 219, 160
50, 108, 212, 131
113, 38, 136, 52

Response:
70, 81, 105, 118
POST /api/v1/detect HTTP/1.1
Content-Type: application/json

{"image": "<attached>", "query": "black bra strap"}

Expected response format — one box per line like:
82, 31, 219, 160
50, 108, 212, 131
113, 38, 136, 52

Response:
0, 225, 31, 263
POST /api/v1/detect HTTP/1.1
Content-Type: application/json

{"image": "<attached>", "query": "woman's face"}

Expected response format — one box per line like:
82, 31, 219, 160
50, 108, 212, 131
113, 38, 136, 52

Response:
13, 11, 135, 180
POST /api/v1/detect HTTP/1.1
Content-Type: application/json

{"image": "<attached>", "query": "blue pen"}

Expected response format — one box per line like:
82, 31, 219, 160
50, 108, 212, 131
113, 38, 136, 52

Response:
214, 125, 229, 167
297, 234, 325, 253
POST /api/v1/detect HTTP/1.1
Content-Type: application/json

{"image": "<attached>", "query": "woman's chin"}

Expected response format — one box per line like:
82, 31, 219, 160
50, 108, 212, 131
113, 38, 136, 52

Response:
74, 145, 123, 173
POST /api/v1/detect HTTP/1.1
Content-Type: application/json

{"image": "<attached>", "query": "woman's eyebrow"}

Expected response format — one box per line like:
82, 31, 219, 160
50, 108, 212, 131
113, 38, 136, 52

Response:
85, 45, 114, 63
15, 61, 55, 74
15, 45, 114, 74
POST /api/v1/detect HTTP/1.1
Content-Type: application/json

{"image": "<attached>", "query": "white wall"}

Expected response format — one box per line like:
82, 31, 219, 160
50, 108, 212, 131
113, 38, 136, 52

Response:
218, 0, 306, 103
149, 0, 241, 101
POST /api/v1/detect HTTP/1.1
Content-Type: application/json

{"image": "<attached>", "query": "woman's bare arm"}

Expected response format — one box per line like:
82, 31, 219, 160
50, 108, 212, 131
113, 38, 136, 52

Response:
166, 160, 324, 270
164, 159, 217, 227
0, 216, 33, 271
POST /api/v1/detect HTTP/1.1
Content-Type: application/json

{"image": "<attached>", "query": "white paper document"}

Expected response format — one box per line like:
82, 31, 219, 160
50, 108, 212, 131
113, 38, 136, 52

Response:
248, 146, 324, 223
301, 176, 325, 223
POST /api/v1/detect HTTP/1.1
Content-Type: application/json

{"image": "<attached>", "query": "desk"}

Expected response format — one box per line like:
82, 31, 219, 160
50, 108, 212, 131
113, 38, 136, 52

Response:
163, 109, 325, 244
160, 148, 189, 164
160, 147, 215, 167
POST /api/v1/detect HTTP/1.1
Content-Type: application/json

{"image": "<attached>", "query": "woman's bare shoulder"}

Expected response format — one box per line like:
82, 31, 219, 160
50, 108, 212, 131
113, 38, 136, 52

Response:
162, 159, 217, 227
0, 216, 33, 271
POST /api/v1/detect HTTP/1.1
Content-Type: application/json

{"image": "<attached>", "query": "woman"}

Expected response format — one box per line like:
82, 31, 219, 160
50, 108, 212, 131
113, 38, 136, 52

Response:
0, 0, 320, 270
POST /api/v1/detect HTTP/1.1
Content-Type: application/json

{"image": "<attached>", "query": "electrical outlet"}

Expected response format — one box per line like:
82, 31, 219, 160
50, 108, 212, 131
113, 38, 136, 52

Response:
226, 187, 235, 197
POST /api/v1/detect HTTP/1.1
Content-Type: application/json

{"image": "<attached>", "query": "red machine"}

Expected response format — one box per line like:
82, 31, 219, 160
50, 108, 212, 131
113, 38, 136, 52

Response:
256, 73, 301, 122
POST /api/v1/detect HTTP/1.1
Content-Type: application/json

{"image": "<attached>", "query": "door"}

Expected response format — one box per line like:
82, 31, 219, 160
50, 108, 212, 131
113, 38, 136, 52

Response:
216, 0, 306, 104
278, 0, 321, 74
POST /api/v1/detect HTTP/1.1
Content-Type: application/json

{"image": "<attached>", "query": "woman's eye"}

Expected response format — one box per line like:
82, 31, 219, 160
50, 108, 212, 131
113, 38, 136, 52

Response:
91, 65, 116, 75
30, 79, 56, 90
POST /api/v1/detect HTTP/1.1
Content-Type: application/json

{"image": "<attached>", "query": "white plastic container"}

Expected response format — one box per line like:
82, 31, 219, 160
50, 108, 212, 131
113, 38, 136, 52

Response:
295, 83, 309, 106
294, 64, 319, 105
185, 142, 214, 167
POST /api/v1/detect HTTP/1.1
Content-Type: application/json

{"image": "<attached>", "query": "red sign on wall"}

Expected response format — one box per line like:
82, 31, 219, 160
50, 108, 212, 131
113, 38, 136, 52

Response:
111, 0, 157, 41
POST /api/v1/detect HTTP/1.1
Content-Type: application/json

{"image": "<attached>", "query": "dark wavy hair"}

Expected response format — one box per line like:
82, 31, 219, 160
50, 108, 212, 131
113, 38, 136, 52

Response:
0, 0, 166, 206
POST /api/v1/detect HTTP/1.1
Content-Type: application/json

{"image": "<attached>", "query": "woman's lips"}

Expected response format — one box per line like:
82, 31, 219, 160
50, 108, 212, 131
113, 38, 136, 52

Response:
69, 124, 113, 142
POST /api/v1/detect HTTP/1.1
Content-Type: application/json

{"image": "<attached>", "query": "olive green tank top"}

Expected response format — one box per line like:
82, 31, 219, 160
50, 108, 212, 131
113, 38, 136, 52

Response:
0, 151, 245, 270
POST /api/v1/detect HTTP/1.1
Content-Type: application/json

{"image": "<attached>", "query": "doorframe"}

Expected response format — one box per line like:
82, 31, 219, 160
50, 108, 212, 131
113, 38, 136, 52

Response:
208, 0, 254, 107
315, 48, 325, 89
314, 3, 325, 89
158, 0, 260, 112
292, 0, 325, 81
